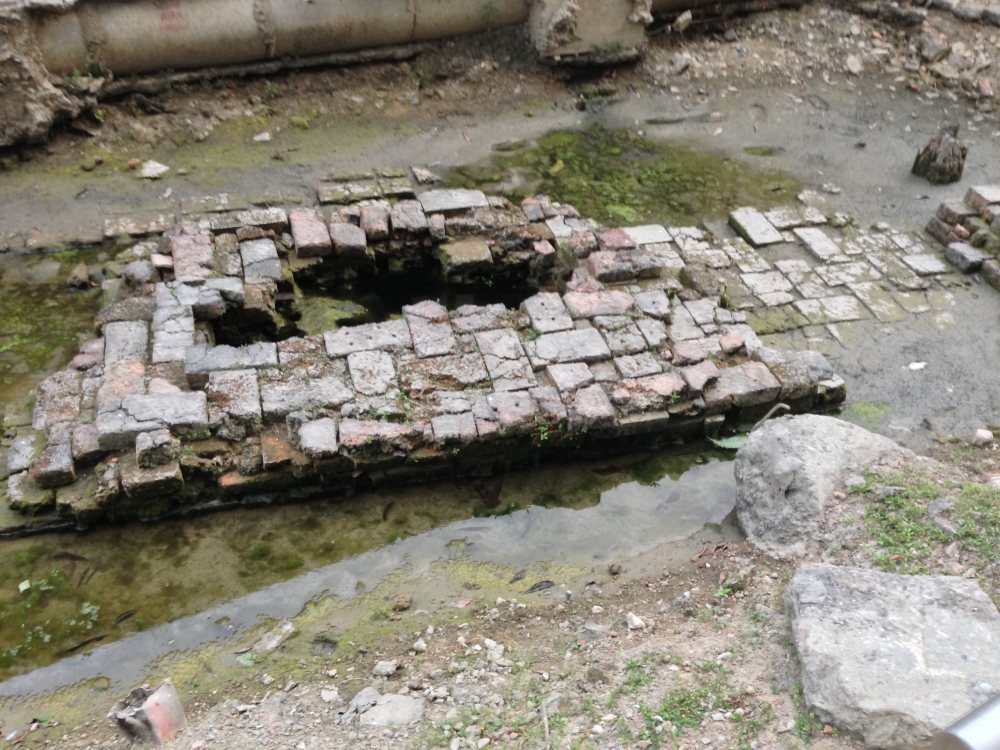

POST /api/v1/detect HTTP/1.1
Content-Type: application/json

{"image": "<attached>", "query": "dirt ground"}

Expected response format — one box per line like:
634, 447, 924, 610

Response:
2, 2, 1000, 748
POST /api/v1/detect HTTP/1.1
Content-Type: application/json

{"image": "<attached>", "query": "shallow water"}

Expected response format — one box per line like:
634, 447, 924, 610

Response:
0, 452, 736, 705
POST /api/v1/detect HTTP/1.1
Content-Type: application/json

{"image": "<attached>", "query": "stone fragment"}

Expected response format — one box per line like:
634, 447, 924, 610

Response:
945, 241, 987, 273
8, 434, 42, 474
207, 370, 262, 429
623, 224, 671, 246
119, 455, 184, 505
972, 428, 994, 447
718, 332, 746, 356
736, 415, 906, 554
742, 271, 794, 298
636, 318, 668, 349
72, 423, 102, 464
348, 350, 397, 396
611, 373, 686, 414
912, 124, 967, 184
524, 328, 612, 369
389, 199, 429, 239
614, 352, 661, 379
901, 253, 949, 276
289, 209, 332, 257
530, 385, 568, 424
136, 429, 180, 468
260, 374, 353, 422
240, 239, 282, 281
730, 208, 783, 246
793, 296, 868, 324
672, 341, 707, 366
298, 418, 338, 458
324, 319, 412, 357
403, 353, 489, 394
787, 565, 1000, 748
451, 303, 510, 334
521, 292, 573, 333
123, 259, 156, 286
966, 185, 1000, 212
122, 392, 209, 433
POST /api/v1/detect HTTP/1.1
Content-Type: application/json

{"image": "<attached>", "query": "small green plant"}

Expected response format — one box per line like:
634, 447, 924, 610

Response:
794, 712, 823, 743
715, 584, 732, 598
94, 109, 105, 123
526, 328, 542, 341
263, 80, 280, 99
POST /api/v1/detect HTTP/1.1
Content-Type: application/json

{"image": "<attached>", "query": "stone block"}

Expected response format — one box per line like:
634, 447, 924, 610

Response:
260, 375, 353, 422
522, 293, 573, 334
730, 208, 783, 246
530, 385, 568, 425
359, 202, 391, 242
431, 412, 478, 444
8, 433, 42, 474
595, 317, 646, 356
545, 362, 594, 394
324, 319, 412, 358
123, 259, 156, 286
524, 328, 612, 369
704, 362, 781, 414
419, 189, 489, 214
96, 361, 146, 416
121, 392, 209, 433
787, 565, 1000, 748
348, 350, 397, 396
289, 209, 332, 257
7, 472, 55, 514
966, 185, 1000, 212
901, 253, 949, 276
32, 370, 82, 432
474, 391, 538, 437
185, 343, 278, 388
636, 318, 668, 349
104, 320, 150, 365
925, 216, 960, 246
610, 373, 686, 414
563, 290, 637, 319
597, 227, 637, 252
679, 360, 721, 396
793, 296, 869, 325
240, 239, 282, 281
633, 290, 671, 320
566, 384, 616, 431
170, 233, 214, 284
672, 341, 707, 366
136, 429, 180, 468
207, 370, 262, 428
451, 303, 510, 334
298, 418, 339, 458
439, 238, 492, 274
936, 198, 978, 225
261, 433, 310, 470
945, 241, 987, 273
329, 221, 368, 258
623, 224, 671, 246
339, 419, 423, 455
403, 302, 456, 358
72, 423, 102, 464
982, 259, 1000, 292
471, 328, 531, 390
402, 353, 490, 393
119, 454, 184, 504
794, 227, 842, 262
614, 352, 661, 379
390, 199, 429, 240
587, 250, 661, 282
31, 442, 75, 488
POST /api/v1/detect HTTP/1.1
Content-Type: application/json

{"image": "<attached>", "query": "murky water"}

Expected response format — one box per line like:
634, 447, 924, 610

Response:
0, 452, 736, 712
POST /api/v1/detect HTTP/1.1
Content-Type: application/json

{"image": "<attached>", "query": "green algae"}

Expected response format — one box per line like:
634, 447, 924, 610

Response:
447, 126, 800, 227
842, 400, 892, 432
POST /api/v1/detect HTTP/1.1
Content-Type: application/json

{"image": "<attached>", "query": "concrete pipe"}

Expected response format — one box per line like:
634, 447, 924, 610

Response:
32, 0, 534, 75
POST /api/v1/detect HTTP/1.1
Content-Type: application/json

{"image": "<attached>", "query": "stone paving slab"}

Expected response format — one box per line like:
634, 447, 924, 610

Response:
730, 207, 783, 246
324, 320, 412, 358
524, 328, 613, 369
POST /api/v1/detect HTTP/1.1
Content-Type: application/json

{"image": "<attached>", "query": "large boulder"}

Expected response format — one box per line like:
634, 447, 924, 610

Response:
734, 414, 908, 555
786, 565, 1000, 749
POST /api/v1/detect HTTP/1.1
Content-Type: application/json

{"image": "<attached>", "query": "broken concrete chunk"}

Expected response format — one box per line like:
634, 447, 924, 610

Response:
110, 679, 187, 745
136, 429, 180, 469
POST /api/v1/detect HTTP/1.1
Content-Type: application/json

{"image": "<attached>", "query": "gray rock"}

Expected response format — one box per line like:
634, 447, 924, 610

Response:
735, 415, 908, 555
787, 565, 1000, 748
260, 375, 353, 422
207, 370, 262, 429
348, 350, 397, 396
324, 319, 412, 358
204, 277, 245, 306
359, 694, 424, 727
32, 442, 75, 488
32, 370, 82, 432
122, 392, 209, 434
136, 429, 180, 468
431, 412, 477, 444
328, 222, 368, 258
521, 292, 573, 333
8, 434, 42, 475
123, 259, 156, 286
185, 343, 278, 388
730, 207, 783, 247
345, 687, 382, 716
372, 660, 399, 677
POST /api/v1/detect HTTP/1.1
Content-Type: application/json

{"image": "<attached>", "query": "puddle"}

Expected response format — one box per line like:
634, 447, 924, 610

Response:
0, 450, 735, 707
0, 251, 102, 412
446, 126, 800, 227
